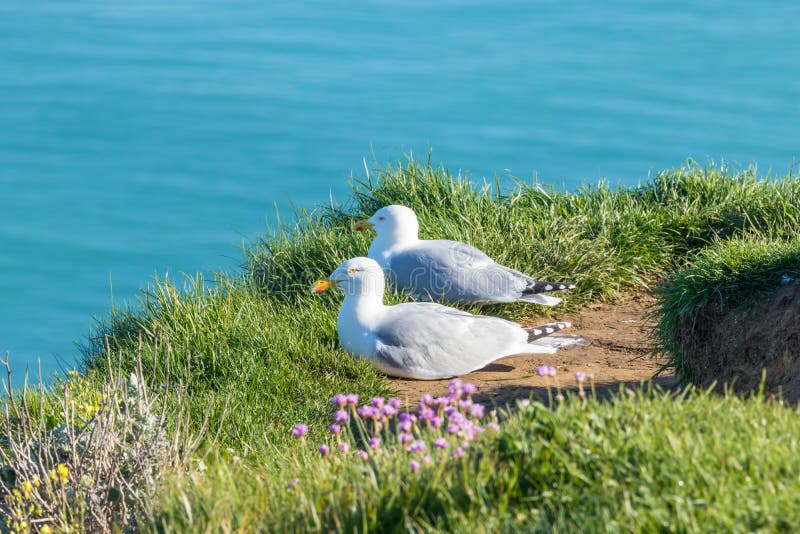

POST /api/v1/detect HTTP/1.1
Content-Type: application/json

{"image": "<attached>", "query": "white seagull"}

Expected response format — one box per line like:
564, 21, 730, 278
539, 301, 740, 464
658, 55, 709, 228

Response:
354, 205, 575, 306
312, 257, 580, 380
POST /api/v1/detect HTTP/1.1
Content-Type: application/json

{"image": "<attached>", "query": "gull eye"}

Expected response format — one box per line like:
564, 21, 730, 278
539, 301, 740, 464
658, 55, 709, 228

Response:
347, 267, 358, 275
377, 216, 385, 221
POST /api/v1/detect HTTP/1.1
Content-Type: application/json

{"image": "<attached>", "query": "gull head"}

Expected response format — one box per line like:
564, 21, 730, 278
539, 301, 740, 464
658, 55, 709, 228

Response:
354, 205, 419, 245
311, 257, 385, 296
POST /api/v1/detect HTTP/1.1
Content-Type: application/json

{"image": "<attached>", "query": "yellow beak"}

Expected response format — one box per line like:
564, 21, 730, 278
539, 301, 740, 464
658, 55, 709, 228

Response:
353, 219, 374, 232
311, 278, 337, 294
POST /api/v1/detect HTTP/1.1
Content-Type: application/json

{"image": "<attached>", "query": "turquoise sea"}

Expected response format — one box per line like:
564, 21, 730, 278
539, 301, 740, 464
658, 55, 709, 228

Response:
1, 0, 798, 378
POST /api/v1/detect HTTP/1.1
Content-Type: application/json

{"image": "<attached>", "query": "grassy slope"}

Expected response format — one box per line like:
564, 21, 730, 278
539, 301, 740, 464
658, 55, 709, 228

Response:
81, 158, 800, 455
150, 387, 800, 533
655, 235, 800, 381
63, 158, 800, 531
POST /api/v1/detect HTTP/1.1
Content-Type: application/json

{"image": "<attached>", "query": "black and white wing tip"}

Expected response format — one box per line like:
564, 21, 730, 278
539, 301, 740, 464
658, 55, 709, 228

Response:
525, 321, 571, 343
523, 280, 576, 295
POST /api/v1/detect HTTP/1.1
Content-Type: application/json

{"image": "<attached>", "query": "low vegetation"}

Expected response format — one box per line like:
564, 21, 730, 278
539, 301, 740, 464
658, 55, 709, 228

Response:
151, 382, 800, 532
0, 348, 209, 533
3, 157, 800, 531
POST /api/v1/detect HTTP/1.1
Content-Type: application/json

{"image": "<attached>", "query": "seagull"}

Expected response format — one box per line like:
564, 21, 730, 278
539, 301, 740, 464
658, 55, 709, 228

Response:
311, 257, 581, 380
354, 205, 575, 306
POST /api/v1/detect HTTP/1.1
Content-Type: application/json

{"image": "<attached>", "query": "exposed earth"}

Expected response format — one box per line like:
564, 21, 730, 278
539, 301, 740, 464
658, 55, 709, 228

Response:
392, 292, 678, 405
679, 280, 800, 402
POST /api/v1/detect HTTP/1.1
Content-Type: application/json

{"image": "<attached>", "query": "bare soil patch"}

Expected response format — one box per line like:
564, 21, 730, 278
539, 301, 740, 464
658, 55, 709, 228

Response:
679, 281, 800, 402
392, 292, 676, 405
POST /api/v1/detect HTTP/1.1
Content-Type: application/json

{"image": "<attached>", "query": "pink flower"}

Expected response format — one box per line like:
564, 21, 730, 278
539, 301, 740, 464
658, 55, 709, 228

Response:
419, 393, 434, 406
462, 383, 477, 395
574, 371, 587, 383
451, 446, 465, 459
410, 460, 420, 473
469, 403, 485, 419
388, 397, 402, 409
399, 433, 413, 444
537, 365, 556, 377
430, 416, 443, 429
334, 409, 349, 423
398, 420, 413, 433
419, 407, 435, 421
338, 442, 349, 453
487, 422, 500, 432
381, 405, 397, 418
318, 444, 330, 457
407, 440, 426, 453
329, 423, 341, 435
371, 397, 385, 408
330, 394, 347, 407
357, 405, 375, 419
423, 455, 432, 465
448, 411, 466, 425
291, 424, 308, 437
346, 393, 360, 406
434, 396, 451, 409
368, 436, 381, 449
434, 437, 448, 450
357, 450, 369, 461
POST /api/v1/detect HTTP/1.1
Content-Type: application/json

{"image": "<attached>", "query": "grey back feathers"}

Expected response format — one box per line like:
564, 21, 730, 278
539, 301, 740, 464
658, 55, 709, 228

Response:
387, 240, 575, 306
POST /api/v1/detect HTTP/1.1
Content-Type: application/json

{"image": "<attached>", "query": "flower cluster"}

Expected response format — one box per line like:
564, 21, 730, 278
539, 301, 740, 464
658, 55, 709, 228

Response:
536, 365, 556, 377
287, 370, 597, 487
289, 379, 499, 480
48, 464, 69, 485
2, 462, 76, 534
2, 476, 44, 534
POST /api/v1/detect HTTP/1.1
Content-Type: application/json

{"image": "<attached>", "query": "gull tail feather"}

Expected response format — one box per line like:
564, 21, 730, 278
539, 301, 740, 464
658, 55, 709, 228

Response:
523, 279, 576, 294
529, 333, 589, 351
525, 321, 571, 343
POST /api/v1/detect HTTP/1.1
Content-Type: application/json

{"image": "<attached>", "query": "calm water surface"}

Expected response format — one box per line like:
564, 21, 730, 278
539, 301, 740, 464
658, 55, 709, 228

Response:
1, 0, 798, 377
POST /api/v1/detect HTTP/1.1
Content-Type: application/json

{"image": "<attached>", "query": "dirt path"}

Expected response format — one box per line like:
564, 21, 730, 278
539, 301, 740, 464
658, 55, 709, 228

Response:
392, 292, 678, 406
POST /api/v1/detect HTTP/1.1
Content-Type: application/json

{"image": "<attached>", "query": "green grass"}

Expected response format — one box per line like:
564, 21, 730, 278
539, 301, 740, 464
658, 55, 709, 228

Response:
79, 157, 800, 456
81, 274, 391, 455
149, 386, 800, 533
654, 235, 800, 382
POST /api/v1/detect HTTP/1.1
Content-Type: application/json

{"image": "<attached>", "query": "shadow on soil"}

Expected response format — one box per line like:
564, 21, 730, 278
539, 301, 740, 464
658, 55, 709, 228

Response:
472, 375, 680, 409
